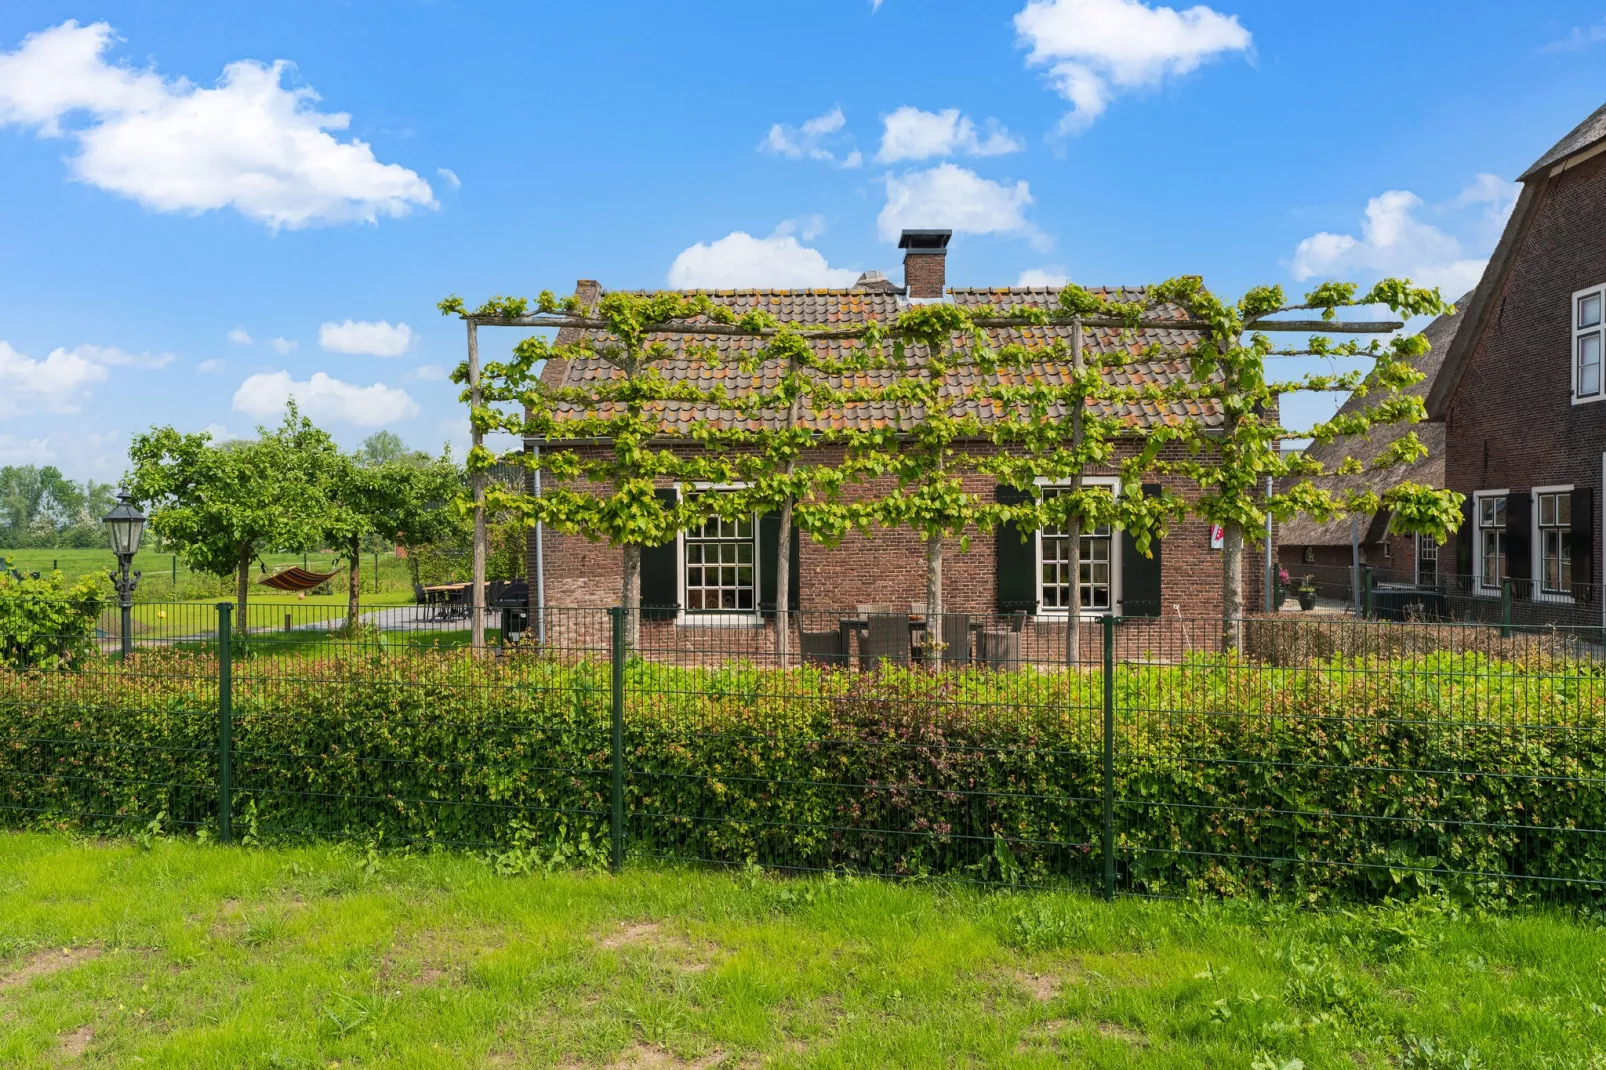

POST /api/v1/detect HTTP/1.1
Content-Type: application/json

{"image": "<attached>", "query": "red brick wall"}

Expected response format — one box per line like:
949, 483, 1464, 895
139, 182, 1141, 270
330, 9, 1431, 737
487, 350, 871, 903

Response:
1444, 153, 1606, 592
904, 254, 946, 299
528, 440, 1263, 621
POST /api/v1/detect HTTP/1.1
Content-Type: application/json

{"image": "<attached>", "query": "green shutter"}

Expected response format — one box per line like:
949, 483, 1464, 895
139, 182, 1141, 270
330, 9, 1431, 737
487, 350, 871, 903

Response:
640, 487, 679, 620
1454, 498, 1473, 591
1506, 490, 1531, 599
1120, 483, 1164, 618
995, 484, 1036, 613
759, 510, 800, 617
1574, 487, 1595, 602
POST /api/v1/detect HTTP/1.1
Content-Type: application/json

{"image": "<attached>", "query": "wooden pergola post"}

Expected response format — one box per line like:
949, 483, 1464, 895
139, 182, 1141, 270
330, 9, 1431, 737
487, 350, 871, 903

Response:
468, 319, 486, 652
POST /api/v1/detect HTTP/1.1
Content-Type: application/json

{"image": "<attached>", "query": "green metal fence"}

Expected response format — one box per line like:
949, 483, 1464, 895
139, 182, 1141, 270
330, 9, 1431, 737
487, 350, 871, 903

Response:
2, 600, 1604, 904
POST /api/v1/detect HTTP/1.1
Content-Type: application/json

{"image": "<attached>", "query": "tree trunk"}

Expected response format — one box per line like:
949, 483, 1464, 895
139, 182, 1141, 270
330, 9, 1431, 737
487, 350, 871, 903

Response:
347, 534, 361, 633
235, 543, 251, 627
925, 532, 943, 627
1221, 520, 1244, 653
775, 496, 793, 665
1065, 315, 1085, 668
621, 543, 641, 652
1064, 516, 1082, 667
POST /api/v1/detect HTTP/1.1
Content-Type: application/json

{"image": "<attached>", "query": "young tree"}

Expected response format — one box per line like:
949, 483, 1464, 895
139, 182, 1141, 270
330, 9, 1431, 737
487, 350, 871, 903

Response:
1148, 276, 1459, 649
127, 409, 338, 622
323, 450, 463, 630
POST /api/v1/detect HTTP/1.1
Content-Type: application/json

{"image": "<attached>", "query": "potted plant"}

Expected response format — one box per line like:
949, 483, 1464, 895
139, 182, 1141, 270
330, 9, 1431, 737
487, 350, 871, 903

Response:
1297, 576, 1319, 611
1275, 566, 1291, 610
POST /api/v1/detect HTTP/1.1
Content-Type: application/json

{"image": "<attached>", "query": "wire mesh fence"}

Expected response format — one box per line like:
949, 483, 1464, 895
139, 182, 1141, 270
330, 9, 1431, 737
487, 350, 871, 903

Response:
3, 599, 1604, 905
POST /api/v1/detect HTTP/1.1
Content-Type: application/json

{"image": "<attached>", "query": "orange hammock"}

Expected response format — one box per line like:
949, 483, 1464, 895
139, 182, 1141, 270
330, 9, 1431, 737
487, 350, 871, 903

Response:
258, 565, 340, 592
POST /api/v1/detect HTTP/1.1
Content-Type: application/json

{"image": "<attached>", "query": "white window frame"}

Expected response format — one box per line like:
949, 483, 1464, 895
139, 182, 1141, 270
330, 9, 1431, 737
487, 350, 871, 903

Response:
1414, 534, 1440, 587
1474, 489, 1509, 596
1532, 484, 1576, 604
675, 483, 763, 628
1573, 284, 1606, 404
1033, 476, 1122, 619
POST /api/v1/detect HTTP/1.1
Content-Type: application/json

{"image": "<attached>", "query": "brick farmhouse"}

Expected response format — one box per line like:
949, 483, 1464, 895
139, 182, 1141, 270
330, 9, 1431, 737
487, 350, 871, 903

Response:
526, 230, 1266, 630
1426, 102, 1606, 622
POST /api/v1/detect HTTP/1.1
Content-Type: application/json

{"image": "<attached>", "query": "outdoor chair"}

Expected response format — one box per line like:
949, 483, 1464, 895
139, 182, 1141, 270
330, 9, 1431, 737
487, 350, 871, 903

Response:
978, 610, 1027, 670
413, 583, 442, 621
799, 628, 846, 668
940, 613, 972, 667
862, 613, 910, 669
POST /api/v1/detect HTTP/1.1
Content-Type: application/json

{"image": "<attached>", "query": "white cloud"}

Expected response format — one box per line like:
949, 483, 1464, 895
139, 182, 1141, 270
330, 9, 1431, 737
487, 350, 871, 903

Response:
1289, 188, 1489, 296
1450, 172, 1519, 223
760, 106, 863, 168
1541, 20, 1606, 53
232, 370, 418, 427
1018, 268, 1069, 287
69, 343, 174, 369
668, 228, 859, 289
0, 434, 53, 465
319, 319, 416, 357
197, 359, 224, 374
227, 326, 252, 345
409, 364, 448, 381
437, 167, 461, 189
1014, 0, 1251, 133
271, 337, 297, 355
0, 340, 110, 415
0, 20, 436, 228
877, 107, 1024, 163
878, 163, 1044, 248
201, 422, 238, 442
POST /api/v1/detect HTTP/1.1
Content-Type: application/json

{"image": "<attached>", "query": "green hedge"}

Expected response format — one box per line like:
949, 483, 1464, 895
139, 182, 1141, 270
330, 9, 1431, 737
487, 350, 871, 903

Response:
2, 648, 1603, 903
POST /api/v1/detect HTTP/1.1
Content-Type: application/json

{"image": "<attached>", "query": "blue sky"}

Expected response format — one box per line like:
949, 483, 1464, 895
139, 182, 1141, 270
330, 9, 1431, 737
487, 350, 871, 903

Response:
3, 0, 1605, 480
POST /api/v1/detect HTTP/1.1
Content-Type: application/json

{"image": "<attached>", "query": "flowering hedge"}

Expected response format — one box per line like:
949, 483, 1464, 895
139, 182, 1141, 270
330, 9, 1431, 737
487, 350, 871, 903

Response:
1, 648, 1602, 903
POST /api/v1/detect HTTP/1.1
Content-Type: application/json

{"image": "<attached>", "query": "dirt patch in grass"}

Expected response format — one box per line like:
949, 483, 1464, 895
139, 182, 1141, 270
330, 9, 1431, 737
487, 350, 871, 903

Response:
562, 1042, 732, 1068
1095, 1021, 1147, 1046
596, 921, 719, 974
58, 1025, 93, 1058
0, 946, 100, 991
379, 927, 504, 987
1015, 970, 1061, 1002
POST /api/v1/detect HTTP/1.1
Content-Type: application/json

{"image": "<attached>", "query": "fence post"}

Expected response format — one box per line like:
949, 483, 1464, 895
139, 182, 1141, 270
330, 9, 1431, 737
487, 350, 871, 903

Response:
1102, 613, 1116, 901
1500, 578, 1512, 638
609, 606, 626, 873
217, 602, 233, 845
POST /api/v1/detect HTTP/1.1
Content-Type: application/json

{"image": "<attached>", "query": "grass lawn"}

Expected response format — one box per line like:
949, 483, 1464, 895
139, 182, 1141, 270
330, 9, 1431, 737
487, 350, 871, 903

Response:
1, 835, 1602, 1068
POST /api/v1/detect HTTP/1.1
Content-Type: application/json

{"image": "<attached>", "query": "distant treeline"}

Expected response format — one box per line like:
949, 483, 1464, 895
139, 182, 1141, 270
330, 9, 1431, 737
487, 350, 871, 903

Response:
0, 466, 119, 549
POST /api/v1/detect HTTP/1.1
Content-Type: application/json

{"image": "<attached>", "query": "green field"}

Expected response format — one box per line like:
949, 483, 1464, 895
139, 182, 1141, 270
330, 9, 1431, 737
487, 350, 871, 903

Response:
1, 548, 424, 597
0, 833, 1601, 1068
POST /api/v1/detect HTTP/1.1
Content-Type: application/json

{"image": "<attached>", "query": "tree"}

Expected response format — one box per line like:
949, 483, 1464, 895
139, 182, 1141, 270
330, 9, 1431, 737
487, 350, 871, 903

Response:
323, 449, 463, 630
127, 408, 338, 622
1148, 276, 1458, 650
358, 431, 432, 468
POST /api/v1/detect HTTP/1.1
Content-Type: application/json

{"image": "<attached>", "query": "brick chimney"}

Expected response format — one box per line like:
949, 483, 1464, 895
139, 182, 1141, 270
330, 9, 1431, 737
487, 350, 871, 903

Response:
574, 279, 602, 310
899, 229, 952, 299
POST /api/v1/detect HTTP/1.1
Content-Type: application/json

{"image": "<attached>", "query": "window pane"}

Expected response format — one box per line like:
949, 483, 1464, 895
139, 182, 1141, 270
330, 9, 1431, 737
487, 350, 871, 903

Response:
1559, 492, 1572, 526
1581, 293, 1603, 329
1480, 497, 1495, 526
1540, 493, 1556, 527
683, 494, 758, 613
1581, 333, 1602, 396
1492, 497, 1506, 526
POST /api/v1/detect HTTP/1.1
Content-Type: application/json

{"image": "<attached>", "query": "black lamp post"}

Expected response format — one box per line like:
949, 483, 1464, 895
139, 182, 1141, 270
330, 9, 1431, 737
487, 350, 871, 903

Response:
103, 491, 146, 658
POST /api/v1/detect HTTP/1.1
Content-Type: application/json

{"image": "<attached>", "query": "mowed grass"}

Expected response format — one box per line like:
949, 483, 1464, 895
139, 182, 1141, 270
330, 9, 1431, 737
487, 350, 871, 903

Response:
2, 836, 1605, 1068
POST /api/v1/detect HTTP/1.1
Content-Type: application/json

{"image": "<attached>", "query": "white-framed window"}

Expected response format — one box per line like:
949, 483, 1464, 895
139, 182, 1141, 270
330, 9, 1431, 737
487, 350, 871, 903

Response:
677, 486, 760, 622
1574, 285, 1605, 403
1035, 478, 1120, 616
1535, 486, 1574, 599
1475, 490, 1508, 593
1415, 534, 1439, 586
